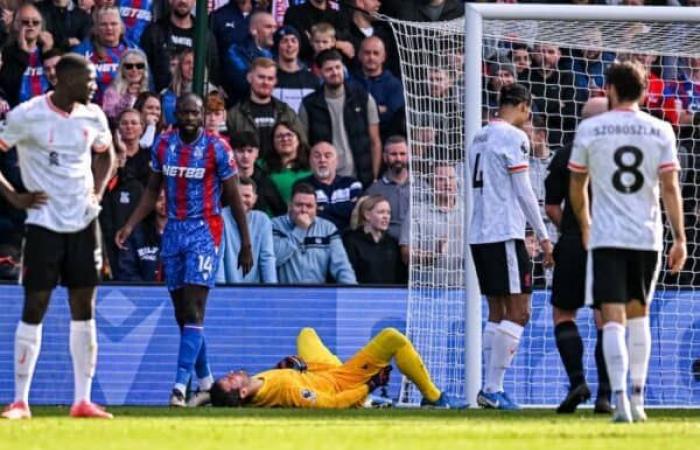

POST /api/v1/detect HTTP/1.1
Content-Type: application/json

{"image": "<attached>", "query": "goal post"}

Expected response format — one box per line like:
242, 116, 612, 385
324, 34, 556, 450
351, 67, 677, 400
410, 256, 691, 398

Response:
386, 4, 700, 407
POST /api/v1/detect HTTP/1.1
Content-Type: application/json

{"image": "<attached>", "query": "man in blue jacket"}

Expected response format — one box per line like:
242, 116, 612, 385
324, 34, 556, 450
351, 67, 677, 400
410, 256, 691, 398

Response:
272, 182, 356, 284
217, 177, 277, 284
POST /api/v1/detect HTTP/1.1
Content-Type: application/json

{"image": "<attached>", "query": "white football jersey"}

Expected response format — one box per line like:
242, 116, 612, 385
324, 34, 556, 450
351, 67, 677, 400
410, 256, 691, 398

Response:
469, 119, 532, 244
568, 108, 679, 251
0, 94, 112, 232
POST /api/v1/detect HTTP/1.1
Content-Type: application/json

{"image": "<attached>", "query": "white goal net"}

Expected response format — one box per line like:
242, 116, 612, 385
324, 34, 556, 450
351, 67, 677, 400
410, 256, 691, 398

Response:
386, 8, 700, 407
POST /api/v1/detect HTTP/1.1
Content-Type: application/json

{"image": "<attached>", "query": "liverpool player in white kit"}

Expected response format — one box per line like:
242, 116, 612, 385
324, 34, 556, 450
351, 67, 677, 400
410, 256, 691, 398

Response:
469, 84, 554, 410
569, 61, 686, 423
0, 54, 116, 419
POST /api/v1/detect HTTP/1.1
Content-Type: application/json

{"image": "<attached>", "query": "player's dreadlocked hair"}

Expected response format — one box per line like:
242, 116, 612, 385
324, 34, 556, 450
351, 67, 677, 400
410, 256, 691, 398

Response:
210, 380, 243, 407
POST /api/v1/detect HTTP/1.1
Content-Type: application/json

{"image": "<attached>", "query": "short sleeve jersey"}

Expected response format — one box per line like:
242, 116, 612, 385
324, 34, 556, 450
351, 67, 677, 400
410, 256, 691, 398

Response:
150, 130, 237, 220
469, 120, 531, 244
568, 108, 679, 251
0, 94, 111, 232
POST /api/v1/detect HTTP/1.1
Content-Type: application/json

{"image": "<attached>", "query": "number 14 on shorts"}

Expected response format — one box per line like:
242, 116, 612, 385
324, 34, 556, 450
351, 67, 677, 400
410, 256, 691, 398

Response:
197, 255, 213, 279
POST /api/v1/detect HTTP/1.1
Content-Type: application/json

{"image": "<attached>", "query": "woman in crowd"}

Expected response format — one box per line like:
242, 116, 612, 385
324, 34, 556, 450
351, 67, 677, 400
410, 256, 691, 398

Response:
133, 91, 164, 147
161, 48, 194, 126
102, 48, 151, 121
262, 120, 311, 204
343, 195, 407, 284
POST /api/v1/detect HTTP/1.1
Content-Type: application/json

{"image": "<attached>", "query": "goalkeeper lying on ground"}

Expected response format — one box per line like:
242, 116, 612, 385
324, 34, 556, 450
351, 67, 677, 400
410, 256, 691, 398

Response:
209, 327, 466, 409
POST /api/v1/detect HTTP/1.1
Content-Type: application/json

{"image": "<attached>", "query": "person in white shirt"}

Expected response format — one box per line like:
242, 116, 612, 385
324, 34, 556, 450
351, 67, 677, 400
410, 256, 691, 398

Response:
569, 60, 686, 423
0, 54, 116, 420
468, 83, 553, 410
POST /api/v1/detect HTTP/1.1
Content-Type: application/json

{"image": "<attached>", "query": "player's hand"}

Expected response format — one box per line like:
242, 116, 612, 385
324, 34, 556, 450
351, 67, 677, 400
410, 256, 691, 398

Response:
667, 240, 687, 275
8, 191, 48, 210
114, 224, 133, 250
367, 366, 392, 393
540, 239, 554, 268
275, 355, 308, 372
238, 244, 253, 275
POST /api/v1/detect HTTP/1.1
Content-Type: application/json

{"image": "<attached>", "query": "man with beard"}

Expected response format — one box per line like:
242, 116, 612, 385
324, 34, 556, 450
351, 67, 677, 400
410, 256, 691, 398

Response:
139, 0, 220, 91
366, 135, 409, 241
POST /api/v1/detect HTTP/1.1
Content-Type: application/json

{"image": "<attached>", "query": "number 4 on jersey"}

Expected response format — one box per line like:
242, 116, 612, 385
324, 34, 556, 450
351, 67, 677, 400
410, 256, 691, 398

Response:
473, 153, 484, 188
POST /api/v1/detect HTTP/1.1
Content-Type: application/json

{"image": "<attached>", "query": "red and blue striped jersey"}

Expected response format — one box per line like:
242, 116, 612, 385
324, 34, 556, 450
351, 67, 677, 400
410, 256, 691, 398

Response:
19, 49, 49, 103
72, 39, 137, 105
119, 0, 154, 44
150, 130, 237, 220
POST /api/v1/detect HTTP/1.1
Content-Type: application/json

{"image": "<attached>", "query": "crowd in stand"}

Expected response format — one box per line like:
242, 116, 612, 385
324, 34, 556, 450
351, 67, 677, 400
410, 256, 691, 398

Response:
0, 0, 699, 286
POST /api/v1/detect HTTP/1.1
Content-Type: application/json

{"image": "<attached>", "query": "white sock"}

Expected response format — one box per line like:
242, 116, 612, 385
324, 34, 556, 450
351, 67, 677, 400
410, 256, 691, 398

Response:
199, 375, 214, 392
485, 320, 524, 393
70, 320, 97, 404
14, 321, 42, 403
603, 321, 628, 394
627, 316, 651, 402
482, 321, 498, 374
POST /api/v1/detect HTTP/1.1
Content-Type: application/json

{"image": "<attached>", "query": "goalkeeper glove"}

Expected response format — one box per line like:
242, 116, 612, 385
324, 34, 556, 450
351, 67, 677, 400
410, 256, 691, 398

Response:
367, 365, 392, 392
275, 355, 308, 372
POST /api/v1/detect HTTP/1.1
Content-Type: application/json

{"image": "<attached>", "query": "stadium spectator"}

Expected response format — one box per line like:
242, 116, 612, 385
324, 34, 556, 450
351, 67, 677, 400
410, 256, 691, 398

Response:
272, 25, 320, 113
209, 327, 465, 408
400, 163, 464, 285
117, 0, 155, 44
510, 43, 531, 80
343, 195, 407, 284
283, 0, 352, 63
211, 0, 254, 61
114, 187, 165, 281
484, 58, 517, 114
226, 57, 305, 160
524, 114, 553, 217
38, 0, 93, 52
221, 11, 276, 104
139, 0, 220, 92
307, 22, 353, 77
115, 93, 253, 408
0, 3, 52, 107
567, 28, 615, 103
677, 56, 700, 126
355, 36, 404, 143
217, 177, 277, 284
204, 91, 228, 137
526, 43, 577, 146
161, 48, 212, 126
300, 49, 381, 187
299, 142, 363, 232
231, 131, 287, 216
72, 6, 139, 105
100, 108, 150, 271
42, 48, 63, 88
133, 90, 163, 147
78, 0, 95, 14
271, 182, 357, 284
365, 135, 409, 241
263, 120, 312, 204
393, 0, 464, 22
0, 54, 116, 419
347, 0, 400, 79
629, 52, 680, 126
102, 48, 150, 120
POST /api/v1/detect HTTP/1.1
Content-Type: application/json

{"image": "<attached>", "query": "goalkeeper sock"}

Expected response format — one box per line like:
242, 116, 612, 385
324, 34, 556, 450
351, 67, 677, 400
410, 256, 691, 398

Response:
554, 321, 585, 387
70, 320, 97, 404
602, 321, 628, 394
194, 338, 213, 391
486, 320, 523, 393
174, 325, 204, 395
595, 329, 611, 399
627, 317, 651, 403
482, 321, 498, 373
14, 321, 42, 404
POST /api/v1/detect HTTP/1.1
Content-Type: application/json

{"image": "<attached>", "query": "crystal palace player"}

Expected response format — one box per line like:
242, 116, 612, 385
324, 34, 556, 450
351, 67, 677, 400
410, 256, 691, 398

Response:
469, 83, 554, 410
545, 97, 612, 414
0, 54, 116, 419
569, 61, 686, 423
116, 93, 253, 407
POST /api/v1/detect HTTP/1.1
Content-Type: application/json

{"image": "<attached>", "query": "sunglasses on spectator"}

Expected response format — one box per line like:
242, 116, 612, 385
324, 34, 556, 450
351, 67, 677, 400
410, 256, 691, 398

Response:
124, 62, 146, 70
274, 132, 296, 140
21, 19, 41, 26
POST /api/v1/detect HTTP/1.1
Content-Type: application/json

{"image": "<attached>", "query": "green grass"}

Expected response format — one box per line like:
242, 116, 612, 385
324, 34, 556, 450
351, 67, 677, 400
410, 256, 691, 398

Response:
1, 408, 699, 450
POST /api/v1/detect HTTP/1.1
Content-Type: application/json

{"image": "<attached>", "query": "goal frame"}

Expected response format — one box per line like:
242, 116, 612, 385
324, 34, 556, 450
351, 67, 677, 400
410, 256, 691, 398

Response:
462, 3, 700, 406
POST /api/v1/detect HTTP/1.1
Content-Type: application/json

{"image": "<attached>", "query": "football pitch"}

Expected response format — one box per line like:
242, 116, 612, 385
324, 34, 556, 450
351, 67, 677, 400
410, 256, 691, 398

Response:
1, 408, 699, 450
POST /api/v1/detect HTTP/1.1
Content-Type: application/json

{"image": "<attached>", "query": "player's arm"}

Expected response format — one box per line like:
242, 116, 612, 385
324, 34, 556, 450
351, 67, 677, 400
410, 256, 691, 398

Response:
511, 170, 553, 267
115, 170, 163, 249
660, 169, 687, 274
223, 176, 253, 275
544, 151, 567, 229
0, 171, 47, 210
92, 143, 117, 201
568, 171, 590, 248
285, 381, 369, 409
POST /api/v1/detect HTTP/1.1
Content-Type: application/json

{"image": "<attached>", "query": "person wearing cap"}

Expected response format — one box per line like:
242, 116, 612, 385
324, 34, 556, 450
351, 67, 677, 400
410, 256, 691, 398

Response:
272, 25, 320, 113
222, 10, 277, 104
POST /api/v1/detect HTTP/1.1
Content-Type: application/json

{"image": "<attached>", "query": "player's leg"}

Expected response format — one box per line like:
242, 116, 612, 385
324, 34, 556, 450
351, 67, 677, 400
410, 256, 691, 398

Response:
593, 309, 612, 413
553, 306, 591, 413
484, 296, 505, 378
172, 284, 209, 406
296, 328, 342, 368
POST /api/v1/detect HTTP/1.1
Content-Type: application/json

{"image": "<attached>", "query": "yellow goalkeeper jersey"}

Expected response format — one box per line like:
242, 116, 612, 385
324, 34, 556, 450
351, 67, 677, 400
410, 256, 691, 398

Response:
250, 368, 370, 409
